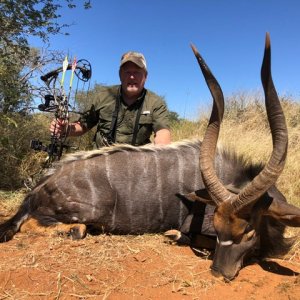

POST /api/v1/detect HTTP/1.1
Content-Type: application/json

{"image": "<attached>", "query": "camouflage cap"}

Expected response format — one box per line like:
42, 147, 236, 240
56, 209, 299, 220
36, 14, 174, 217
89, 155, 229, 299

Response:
120, 51, 147, 71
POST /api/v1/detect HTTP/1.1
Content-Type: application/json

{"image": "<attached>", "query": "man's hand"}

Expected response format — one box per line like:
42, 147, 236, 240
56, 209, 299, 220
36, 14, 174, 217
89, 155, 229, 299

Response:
50, 118, 68, 137
50, 119, 89, 137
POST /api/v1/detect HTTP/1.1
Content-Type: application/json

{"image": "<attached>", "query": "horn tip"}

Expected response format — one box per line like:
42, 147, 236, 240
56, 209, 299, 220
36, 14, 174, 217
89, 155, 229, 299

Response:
265, 32, 271, 49
190, 43, 199, 56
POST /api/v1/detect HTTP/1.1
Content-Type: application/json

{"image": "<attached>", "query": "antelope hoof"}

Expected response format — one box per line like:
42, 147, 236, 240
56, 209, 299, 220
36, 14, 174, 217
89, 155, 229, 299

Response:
164, 229, 191, 245
0, 230, 15, 243
69, 224, 87, 240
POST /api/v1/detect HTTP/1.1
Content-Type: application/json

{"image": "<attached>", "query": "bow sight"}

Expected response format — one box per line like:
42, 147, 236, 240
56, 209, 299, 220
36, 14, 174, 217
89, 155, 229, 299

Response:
31, 58, 92, 164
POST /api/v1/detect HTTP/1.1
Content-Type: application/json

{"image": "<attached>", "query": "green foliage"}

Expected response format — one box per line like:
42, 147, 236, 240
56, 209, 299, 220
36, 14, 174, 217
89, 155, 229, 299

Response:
169, 111, 181, 124
0, 48, 32, 113
0, 0, 91, 113
0, 0, 91, 47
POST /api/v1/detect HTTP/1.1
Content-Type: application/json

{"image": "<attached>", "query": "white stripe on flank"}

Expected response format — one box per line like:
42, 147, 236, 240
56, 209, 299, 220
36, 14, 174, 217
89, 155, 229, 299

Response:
105, 155, 116, 229
125, 151, 133, 231
175, 150, 185, 225
70, 162, 80, 198
83, 159, 98, 219
175, 151, 184, 194
104, 155, 113, 189
194, 146, 202, 189
154, 152, 163, 220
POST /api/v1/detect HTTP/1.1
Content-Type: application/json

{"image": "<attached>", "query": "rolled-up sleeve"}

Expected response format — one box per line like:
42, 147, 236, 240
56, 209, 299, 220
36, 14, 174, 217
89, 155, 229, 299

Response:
152, 98, 170, 133
79, 106, 99, 130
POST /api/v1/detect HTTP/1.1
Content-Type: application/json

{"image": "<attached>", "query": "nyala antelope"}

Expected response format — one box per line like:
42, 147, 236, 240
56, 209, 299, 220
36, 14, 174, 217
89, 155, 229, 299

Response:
0, 33, 299, 281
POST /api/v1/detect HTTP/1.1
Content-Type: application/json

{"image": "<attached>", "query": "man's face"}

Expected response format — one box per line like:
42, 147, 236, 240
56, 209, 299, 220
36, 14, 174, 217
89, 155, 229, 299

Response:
119, 62, 147, 99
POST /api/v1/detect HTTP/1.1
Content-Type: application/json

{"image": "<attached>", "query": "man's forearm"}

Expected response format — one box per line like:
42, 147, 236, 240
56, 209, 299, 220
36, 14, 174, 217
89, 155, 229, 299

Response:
154, 128, 171, 145
68, 122, 89, 137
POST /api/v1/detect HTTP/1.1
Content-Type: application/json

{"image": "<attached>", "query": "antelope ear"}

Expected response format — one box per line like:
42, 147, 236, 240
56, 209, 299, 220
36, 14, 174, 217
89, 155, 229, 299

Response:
182, 189, 216, 206
265, 189, 300, 227
182, 184, 240, 206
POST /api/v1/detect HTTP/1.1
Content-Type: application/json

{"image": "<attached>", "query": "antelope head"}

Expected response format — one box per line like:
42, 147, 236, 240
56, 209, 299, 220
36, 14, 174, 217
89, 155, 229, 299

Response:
190, 33, 300, 281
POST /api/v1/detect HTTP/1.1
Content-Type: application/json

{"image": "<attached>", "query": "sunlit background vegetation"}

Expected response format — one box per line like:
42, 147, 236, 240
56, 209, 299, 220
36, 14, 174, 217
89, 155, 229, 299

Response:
0, 1, 299, 210
1, 92, 300, 210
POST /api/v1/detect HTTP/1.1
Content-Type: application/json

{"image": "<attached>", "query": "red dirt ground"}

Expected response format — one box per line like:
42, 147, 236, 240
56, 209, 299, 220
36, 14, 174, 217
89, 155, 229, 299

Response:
0, 227, 299, 300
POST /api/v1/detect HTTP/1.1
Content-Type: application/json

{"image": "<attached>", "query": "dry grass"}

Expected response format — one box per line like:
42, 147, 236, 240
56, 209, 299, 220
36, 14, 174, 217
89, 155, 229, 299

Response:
0, 190, 26, 218
218, 98, 300, 208
171, 94, 300, 208
0, 95, 300, 299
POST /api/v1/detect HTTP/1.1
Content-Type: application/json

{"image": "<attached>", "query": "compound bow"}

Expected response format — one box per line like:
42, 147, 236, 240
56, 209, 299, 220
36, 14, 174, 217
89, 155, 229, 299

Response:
31, 57, 92, 165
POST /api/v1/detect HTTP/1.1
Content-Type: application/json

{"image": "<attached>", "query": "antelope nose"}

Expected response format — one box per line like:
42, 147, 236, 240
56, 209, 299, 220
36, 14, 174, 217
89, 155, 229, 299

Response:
210, 267, 223, 278
210, 266, 235, 282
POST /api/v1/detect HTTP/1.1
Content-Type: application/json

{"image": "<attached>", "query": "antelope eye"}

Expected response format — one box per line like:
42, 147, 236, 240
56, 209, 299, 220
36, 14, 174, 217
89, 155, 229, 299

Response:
244, 224, 253, 234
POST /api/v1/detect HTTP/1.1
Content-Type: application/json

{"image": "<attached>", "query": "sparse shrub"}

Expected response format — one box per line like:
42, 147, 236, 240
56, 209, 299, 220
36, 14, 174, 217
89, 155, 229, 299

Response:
0, 113, 49, 189
0, 111, 94, 190
170, 119, 205, 141
1, 92, 300, 208
220, 93, 300, 207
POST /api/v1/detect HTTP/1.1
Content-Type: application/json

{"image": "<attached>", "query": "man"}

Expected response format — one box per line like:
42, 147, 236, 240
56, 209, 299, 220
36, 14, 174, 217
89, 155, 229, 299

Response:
50, 51, 171, 147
